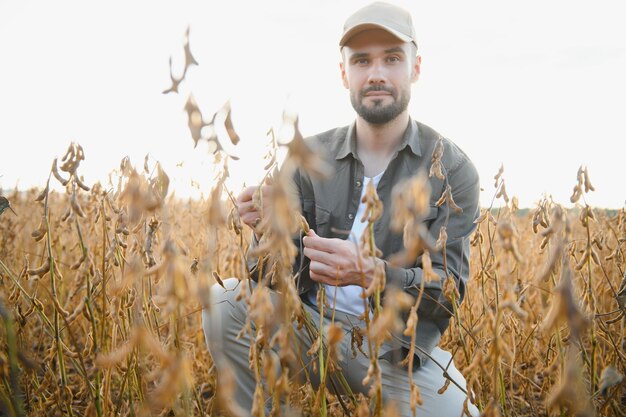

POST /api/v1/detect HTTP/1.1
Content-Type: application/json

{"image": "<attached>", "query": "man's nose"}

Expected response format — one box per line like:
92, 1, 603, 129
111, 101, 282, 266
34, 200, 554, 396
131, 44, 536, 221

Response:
367, 62, 387, 84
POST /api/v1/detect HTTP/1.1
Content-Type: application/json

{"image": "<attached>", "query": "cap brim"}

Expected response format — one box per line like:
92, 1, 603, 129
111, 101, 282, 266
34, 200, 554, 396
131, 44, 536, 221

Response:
339, 23, 412, 47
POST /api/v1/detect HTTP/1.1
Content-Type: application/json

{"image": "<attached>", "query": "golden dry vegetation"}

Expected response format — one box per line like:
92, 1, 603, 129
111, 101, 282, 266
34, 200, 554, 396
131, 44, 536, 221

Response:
0, 142, 624, 417
1, 29, 625, 417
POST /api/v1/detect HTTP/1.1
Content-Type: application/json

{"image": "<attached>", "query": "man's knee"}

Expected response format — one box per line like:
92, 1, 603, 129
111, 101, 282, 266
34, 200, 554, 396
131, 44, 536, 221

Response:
211, 277, 242, 299
202, 278, 247, 349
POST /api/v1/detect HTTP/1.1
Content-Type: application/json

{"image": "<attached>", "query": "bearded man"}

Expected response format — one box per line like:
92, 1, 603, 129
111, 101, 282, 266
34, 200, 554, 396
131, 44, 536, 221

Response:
204, 2, 480, 416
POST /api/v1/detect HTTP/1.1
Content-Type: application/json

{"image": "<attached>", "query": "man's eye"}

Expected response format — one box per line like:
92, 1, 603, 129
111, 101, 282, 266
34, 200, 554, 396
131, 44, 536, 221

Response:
355, 59, 369, 65
387, 56, 400, 63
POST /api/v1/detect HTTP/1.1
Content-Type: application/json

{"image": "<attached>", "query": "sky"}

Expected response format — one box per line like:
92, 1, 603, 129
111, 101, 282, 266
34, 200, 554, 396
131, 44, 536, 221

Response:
0, 0, 625, 208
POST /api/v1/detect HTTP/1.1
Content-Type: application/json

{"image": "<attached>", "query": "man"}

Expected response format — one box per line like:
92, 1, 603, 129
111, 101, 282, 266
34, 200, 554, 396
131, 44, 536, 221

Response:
204, 2, 480, 415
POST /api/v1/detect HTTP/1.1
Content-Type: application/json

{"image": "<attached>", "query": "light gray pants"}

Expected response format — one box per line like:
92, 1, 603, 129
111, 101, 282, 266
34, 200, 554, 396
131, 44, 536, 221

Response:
202, 278, 478, 417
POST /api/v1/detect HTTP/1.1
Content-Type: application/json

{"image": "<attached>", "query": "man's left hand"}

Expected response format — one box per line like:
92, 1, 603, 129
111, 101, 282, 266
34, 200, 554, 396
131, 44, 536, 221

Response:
302, 230, 377, 287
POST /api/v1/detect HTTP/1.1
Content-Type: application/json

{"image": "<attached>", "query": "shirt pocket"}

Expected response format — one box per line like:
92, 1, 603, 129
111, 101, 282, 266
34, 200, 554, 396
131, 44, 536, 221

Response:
303, 200, 332, 236
314, 205, 331, 237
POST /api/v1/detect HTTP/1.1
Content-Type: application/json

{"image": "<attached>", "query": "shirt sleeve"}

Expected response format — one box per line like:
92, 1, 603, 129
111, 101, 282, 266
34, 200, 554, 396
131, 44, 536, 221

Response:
382, 154, 480, 321
247, 167, 312, 288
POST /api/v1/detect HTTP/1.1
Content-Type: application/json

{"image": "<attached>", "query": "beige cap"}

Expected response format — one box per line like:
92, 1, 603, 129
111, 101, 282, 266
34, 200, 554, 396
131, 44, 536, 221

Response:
339, 2, 417, 48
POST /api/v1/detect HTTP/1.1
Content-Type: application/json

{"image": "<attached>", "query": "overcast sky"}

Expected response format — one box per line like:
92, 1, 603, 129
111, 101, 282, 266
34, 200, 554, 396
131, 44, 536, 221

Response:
1, 0, 625, 208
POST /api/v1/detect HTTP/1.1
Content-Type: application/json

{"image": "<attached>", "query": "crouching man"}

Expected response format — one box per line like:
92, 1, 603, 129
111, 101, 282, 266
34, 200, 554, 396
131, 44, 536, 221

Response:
204, 2, 480, 416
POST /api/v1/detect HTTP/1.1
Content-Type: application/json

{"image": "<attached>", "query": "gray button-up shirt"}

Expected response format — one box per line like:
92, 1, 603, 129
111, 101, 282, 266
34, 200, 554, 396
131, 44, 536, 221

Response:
295, 118, 479, 366
253, 118, 480, 367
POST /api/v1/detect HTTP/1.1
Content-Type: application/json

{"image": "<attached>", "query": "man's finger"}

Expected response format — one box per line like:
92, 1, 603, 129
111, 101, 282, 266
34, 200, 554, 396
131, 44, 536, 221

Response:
237, 186, 258, 204
237, 200, 258, 214
303, 247, 337, 266
309, 261, 342, 283
241, 212, 262, 227
303, 234, 338, 253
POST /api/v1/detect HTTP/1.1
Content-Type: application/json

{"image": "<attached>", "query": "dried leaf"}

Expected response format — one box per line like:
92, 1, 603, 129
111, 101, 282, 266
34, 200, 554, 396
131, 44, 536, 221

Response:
51, 158, 69, 186
34, 185, 49, 202
183, 26, 198, 68
0, 196, 17, 216
542, 264, 590, 339
162, 57, 183, 94
151, 163, 170, 201
223, 102, 240, 145
212, 271, 225, 289
282, 113, 331, 178
493, 163, 504, 188
184, 94, 206, 145
582, 167, 595, 193
429, 137, 445, 180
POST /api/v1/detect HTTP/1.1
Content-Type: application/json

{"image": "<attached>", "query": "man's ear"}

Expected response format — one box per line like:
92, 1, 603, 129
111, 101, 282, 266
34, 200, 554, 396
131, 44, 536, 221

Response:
340, 61, 349, 89
411, 55, 422, 83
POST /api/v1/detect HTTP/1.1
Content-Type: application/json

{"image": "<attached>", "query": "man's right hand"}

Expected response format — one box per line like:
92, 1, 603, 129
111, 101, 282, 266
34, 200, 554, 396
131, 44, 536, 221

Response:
236, 186, 273, 237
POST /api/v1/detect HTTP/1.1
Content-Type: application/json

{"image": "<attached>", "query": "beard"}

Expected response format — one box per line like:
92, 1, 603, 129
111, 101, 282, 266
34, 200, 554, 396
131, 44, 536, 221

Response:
350, 84, 410, 125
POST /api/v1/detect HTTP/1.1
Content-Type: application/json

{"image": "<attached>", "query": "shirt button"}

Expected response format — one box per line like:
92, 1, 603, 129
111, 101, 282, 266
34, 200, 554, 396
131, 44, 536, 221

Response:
348, 213, 354, 220
356, 180, 362, 188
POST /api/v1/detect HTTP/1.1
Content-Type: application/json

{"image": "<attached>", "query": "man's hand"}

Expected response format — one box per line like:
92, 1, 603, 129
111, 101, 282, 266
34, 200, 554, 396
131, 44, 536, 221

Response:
303, 229, 378, 287
236, 186, 273, 238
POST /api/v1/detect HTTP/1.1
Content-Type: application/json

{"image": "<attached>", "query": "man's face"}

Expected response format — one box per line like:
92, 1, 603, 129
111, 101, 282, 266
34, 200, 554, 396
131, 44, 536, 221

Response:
340, 29, 420, 125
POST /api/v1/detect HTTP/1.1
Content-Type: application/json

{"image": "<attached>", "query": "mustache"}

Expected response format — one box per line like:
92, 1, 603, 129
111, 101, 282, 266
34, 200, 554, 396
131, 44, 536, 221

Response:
360, 85, 396, 97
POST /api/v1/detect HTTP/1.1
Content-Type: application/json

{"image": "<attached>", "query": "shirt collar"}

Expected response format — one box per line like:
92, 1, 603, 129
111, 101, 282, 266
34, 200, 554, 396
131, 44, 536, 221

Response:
335, 117, 422, 160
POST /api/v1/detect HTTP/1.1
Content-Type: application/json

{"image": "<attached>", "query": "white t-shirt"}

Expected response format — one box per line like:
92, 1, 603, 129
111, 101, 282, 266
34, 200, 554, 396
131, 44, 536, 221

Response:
309, 171, 384, 316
